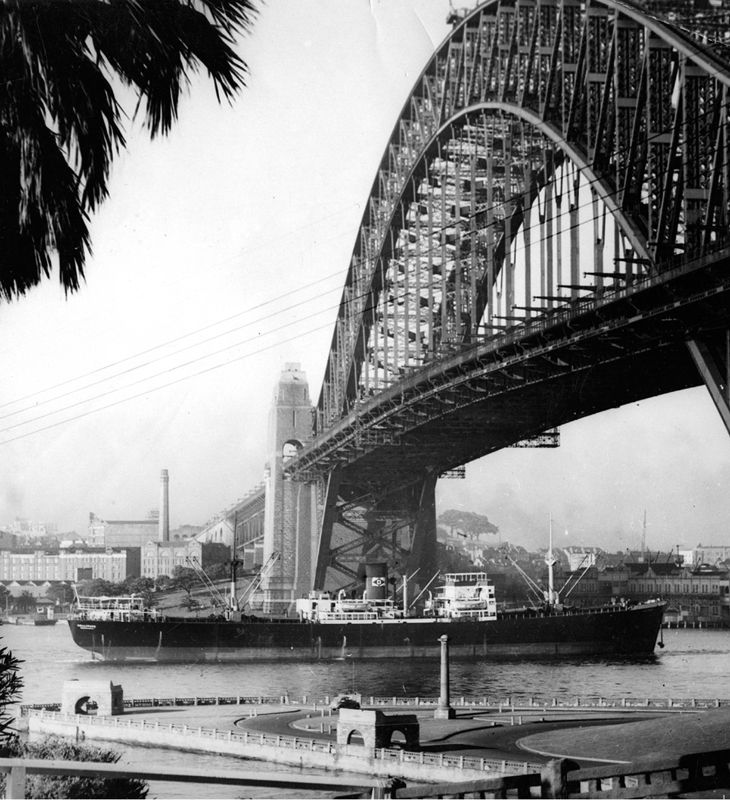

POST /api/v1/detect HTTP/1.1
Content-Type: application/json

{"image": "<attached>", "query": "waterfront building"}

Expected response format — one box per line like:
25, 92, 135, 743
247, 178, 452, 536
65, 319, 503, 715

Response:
6, 518, 57, 537
0, 579, 55, 601
694, 544, 730, 567
171, 524, 204, 541
563, 547, 601, 571
141, 538, 202, 579
560, 560, 730, 624
197, 513, 235, 548
89, 512, 159, 549
0, 548, 127, 583
197, 485, 265, 570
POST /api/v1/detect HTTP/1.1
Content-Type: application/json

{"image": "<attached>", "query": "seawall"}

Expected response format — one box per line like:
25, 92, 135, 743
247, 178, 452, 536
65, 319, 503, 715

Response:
27, 709, 527, 782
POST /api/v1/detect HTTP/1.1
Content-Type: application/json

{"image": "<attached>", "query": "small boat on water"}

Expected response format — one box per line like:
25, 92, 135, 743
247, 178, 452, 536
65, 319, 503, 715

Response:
33, 616, 57, 626
66, 558, 666, 662
4, 610, 57, 626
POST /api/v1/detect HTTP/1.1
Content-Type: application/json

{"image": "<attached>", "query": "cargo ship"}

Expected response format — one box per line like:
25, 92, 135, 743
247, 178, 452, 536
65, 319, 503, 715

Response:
67, 563, 666, 662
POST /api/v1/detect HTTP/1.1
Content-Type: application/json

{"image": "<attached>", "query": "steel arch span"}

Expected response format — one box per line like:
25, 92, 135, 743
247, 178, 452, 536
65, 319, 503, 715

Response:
285, 0, 730, 591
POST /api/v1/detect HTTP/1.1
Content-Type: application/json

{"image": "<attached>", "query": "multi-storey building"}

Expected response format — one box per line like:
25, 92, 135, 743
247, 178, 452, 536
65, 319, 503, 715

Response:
0, 548, 127, 583
89, 512, 159, 549
6, 518, 57, 536
694, 544, 730, 566
197, 486, 265, 570
141, 538, 203, 579
559, 561, 730, 624
562, 547, 601, 571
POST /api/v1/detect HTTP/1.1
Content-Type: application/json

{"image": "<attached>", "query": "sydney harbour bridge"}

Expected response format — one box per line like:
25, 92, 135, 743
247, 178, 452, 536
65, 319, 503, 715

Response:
235, 0, 730, 613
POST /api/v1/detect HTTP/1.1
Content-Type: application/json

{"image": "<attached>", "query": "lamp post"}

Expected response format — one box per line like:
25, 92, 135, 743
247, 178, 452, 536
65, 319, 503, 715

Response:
434, 634, 455, 719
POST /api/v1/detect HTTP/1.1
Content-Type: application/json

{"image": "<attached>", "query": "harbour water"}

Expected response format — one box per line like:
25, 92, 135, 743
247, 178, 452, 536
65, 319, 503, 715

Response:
2, 623, 729, 798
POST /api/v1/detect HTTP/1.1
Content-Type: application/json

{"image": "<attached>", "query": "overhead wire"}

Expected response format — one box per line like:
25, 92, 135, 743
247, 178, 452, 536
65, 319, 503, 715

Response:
0, 318, 337, 447
0, 276, 346, 423
5, 99, 724, 441
0, 280, 428, 445
2, 76, 725, 443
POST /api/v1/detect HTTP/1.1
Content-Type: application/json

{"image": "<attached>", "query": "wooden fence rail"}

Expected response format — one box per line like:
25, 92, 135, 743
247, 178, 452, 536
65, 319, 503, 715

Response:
389, 747, 730, 798
0, 758, 395, 800
3, 748, 730, 799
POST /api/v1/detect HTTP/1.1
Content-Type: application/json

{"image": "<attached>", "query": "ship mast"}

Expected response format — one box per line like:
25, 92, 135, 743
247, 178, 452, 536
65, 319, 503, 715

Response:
545, 515, 559, 607
228, 510, 240, 615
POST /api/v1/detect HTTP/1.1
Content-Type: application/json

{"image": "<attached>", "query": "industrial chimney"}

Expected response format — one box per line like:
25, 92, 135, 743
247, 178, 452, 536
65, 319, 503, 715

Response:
159, 469, 169, 542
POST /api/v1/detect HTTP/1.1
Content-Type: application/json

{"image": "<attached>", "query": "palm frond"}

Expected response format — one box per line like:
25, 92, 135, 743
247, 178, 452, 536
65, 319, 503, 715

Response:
0, 0, 255, 300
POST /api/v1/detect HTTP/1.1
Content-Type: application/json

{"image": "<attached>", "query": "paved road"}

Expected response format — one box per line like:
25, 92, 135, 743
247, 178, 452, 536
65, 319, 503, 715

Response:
120, 701, 727, 768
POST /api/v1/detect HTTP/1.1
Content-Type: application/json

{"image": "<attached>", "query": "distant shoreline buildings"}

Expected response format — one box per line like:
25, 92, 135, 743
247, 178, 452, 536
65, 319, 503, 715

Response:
3, 472, 730, 626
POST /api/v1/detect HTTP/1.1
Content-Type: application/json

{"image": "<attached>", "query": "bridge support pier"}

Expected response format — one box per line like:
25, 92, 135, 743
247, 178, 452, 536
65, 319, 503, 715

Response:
311, 469, 439, 601
404, 473, 439, 583
687, 334, 730, 434
261, 364, 318, 615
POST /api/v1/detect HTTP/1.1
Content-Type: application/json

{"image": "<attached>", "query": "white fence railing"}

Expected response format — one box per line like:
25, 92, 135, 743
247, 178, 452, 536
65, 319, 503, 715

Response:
21, 693, 730, 716
27, 709, 540, 776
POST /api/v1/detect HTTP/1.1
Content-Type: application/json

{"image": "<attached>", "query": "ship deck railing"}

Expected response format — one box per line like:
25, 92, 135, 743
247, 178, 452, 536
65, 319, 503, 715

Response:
317, 611, 382, 622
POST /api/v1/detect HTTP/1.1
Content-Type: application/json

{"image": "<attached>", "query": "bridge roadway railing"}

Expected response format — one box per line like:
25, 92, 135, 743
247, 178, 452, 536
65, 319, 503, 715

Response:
300, 243, 730, 471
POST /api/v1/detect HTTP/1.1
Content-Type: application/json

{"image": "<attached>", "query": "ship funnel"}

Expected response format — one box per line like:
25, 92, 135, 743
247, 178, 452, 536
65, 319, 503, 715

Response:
364, 562, 388, 601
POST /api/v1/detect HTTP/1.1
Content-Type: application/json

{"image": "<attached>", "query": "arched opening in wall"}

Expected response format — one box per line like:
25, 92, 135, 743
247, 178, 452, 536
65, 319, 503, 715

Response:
346, 729, 366, 746
388, 730, 407, 749
282, 439, 303, 462
74, 696, 99, 715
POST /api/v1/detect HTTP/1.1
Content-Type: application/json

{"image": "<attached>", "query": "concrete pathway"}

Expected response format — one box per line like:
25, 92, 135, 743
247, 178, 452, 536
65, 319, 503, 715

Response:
516, 706, 730, 763
119, 702, 707, 766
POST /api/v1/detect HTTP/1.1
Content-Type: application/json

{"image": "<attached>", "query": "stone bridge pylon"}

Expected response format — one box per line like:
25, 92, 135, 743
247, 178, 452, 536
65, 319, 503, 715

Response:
260, 363, 318, 614
260, 362, 436, 614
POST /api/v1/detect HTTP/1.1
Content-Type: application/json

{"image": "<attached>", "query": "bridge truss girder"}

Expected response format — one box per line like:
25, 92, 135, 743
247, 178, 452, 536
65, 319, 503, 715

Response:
285, 0, 730, 592
314, 0, 730, 437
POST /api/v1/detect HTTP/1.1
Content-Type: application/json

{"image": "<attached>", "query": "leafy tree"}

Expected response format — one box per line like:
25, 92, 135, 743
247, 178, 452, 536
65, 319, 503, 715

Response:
0, 0, 255, 301
435, 541, 477, 574
45, 583, 75, 608
0, 645, 22, 749
121, 577, 156, 606
204, 561, 230, 581
14, 591, 36, 613
77, 579, 121, 597
181, 595, 202, 613
154, 575, 171, 591
2, 736, 148, 799
0, 642, 144, 799
170, 565, 200, 597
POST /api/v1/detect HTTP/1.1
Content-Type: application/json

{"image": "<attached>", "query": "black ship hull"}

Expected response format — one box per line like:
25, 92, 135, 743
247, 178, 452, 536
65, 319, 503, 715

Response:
68, 602, 665, 662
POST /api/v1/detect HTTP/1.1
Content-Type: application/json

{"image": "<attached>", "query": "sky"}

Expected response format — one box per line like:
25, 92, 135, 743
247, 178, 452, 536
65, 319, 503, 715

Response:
1, 0, 730, 553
